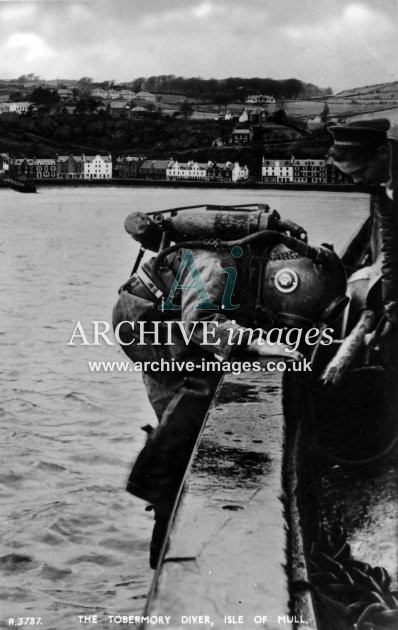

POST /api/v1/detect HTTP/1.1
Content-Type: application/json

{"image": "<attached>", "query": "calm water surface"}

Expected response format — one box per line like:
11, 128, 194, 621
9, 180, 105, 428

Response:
0, 187, 369, 629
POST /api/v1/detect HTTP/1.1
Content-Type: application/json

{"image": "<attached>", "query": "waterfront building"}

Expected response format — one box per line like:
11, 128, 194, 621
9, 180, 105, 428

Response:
292, 158, 326, 183
262, 158, 294, 183
9, 158, 35, 179
325, 157, 353, 184
206, 161, 233, 182
166, 159, 207, 181
83, 154, 112, 179
57, 155, 84, 179
231, 162, 249, 182
34, 158, 57, 179
9, 157, 57, 179
139, 159, 169, 179
0, 152, 10, 174
114, 156, 145, 178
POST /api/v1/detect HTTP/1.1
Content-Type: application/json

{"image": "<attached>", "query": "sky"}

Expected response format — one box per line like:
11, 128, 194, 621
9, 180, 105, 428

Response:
0, 0, 397, 93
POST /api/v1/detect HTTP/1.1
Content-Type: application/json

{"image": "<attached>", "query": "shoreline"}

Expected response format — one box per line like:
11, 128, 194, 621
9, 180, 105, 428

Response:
0, 178, 357, 193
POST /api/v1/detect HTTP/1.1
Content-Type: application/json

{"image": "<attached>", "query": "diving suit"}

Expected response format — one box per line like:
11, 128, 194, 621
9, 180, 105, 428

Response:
112, 208, 347, 568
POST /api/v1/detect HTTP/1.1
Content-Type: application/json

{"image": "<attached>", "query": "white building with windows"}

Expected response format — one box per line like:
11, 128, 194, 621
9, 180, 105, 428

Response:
246, 94, 275, 105
262, 158, 294, 183
83, 154, 112, 179
231, 162, 249, 182
292, 158, 326, 183
0, 101, 32, 115
136, 91, 156, 102
166, 159, 207, 180
91, 88, 107, 99
117, 89, 136, 100
0, 152, 9, 174
262, 157, 327, 183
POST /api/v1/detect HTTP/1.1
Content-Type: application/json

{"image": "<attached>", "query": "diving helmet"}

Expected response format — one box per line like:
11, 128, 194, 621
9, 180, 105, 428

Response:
257, 243, 347, 326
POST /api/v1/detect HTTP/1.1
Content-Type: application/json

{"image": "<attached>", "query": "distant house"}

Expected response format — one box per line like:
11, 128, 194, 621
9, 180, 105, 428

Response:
91, 88, 107, 99
57, 88, 73, 102
136, 91, 156, 103
232, 127, 254, 144
57, 154, 84, 179
246, 94, 275, 105
139, 159, 169, 179
238, 109, 249, 123
116, 89, 136, 100
131, 106, 147, 118
247, 108, 268, 124
0, 101, 32, 115
212, 137, 225, 148
114, 156, 145, 178
83, 154, 112, 179
106, 89, 120, 100
106, 101, 131, 118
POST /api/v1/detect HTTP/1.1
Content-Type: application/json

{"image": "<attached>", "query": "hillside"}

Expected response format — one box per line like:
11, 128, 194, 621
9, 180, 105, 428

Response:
334, 81, 398, 106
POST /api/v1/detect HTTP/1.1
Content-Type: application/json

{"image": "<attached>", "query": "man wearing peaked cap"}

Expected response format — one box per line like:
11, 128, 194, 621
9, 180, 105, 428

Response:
328, 119, 393, 187
329, 118, 398, 344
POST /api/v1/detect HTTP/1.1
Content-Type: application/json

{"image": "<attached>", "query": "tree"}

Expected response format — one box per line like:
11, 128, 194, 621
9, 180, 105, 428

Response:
31, 87, 60, 107
77, 77, 93, 85
179, 100, 194, 120
213, 92, 229, 111
17, 73, 40, 83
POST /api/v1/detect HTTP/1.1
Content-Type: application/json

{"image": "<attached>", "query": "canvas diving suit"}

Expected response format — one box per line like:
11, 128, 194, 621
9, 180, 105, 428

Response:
112, 246, 258, 509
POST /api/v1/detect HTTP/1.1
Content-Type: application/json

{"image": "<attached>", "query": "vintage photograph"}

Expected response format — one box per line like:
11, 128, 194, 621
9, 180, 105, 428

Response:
0, 1, 397, 629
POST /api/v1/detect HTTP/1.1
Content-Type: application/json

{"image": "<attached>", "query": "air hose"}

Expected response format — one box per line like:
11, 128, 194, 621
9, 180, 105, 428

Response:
153, 229, 328, 275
